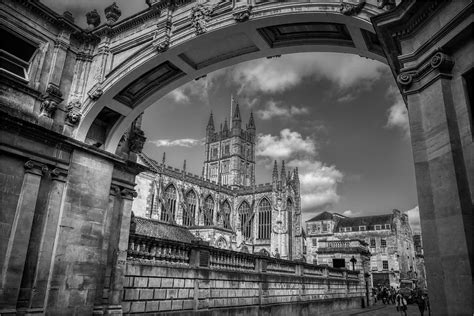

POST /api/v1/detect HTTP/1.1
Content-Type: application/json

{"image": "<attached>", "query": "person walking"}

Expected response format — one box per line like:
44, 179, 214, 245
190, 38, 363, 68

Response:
396, 291, 408, 316
416, 294, 427, 316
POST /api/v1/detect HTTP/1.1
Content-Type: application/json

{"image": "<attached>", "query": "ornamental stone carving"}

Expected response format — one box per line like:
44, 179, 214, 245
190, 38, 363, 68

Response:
51, 168, 68, 182
340, 1, 366, 16
397, 72, 413, 88
121, 188, 138, 200
40, 99, 58, 118
233, 5, 252, 22
46, 83, 63, 99
86, 9, 101, 28
190, 4, 213, 35
24, 160, 48, 175
65, 101, 82, 126
377, 0, 396, 10
129, 126, 146, 153
105, 2, 121, 24
88, 88, 103, 101
430, 51, 454, 73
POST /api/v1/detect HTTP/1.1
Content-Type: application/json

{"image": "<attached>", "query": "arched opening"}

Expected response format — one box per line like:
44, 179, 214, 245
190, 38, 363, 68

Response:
184, 190, 197, 226
258, 198, 271, 240
161, 184, 177, 223
239, 201, 252, 239
203, 195, 214, 226
221, 200, 232, 230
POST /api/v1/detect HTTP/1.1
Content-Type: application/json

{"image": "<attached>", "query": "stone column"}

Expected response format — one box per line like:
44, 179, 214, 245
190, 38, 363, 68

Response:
27, 168, 68, 312
399, 51, 473, 315
0, 160, 47, 313
105, 187, 137, 315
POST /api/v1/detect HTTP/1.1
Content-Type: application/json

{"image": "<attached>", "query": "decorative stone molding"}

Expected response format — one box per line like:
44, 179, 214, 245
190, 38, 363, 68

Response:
153, 20, 172, 53
51, 167, 68, 182
377, 0, 396, 10
129, 126, 147, 153
88, 88, 103, 101
86, 9, 101, 28
24, 160, 48, 176
121, 188, 138, 200
40, 99, 58, 118
105, 2, 122, 25
340, 1, 366, 16
190, 4, 213, 35
110, 185, 121, 196
233, 5, 252, 22
397, 51, 454, 91
45, 83, 63, 100
65, 100, 82, 126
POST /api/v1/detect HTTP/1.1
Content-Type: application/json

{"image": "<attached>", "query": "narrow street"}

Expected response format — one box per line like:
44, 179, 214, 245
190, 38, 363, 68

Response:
330, 303, 428, 316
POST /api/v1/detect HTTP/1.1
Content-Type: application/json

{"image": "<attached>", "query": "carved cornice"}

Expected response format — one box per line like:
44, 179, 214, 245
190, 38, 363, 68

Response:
340, 1, 366, 16
397, 50, 454, 94
65, 100, 82, 126
121, 188, 138, 200
24, 160, 48, 176
233, 5, 252, 22
51, 167, 68, 182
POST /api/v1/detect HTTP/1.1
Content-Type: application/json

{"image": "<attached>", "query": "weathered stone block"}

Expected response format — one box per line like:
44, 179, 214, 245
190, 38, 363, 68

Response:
182, 299, 194, 310
159, 300, 172, 311
148, 277, 162, 288
166, 289, 178, 299
139, 288, 154, 300
124, 288, 139, 301
133, 277, 148, 288
184, 279, 194, 288
145, 300, 159, 312
152, 289, 165, 300
198, 299, 209, 309
172, 300, 183, 310
130, 301, 145, 313
173, 278, 184, 288
161, 278, 173, 288
178, 288, 189, 298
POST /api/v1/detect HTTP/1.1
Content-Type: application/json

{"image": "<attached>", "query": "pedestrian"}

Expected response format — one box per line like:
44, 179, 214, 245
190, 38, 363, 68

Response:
396, 291, 408, 316
417, 294, 427, 316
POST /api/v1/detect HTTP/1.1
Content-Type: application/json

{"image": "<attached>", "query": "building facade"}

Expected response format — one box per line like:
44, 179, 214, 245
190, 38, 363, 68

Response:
132, 105, 304, 260
306, 210, 419, 288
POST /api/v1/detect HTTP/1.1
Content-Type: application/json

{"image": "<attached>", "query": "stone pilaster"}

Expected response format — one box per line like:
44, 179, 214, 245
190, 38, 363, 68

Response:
400, 50, 472, 315
26, 168, 68, 312
105, 187, 137, 315
0, 160, 47, 313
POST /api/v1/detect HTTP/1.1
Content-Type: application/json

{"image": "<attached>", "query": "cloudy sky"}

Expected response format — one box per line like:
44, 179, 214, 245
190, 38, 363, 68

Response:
141, 53, 420, 231
43, 0, 420, 232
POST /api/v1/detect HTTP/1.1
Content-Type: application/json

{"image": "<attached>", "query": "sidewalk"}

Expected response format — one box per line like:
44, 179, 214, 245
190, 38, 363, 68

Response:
329, 303, 424, 316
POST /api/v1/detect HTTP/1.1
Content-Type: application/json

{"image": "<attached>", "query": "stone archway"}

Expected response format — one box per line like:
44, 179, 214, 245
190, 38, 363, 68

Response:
73, 0, 389, 152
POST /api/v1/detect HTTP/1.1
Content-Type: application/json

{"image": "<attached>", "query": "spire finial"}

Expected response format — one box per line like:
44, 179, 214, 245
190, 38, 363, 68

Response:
162, 152, 166, 165
183, 159, 186, 171
281, 160, 286, 182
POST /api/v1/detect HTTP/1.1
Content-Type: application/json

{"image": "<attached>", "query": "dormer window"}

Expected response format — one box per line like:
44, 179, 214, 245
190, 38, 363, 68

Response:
359, 226, 366, 231
344, 227, 352, 232
0, 29, 37, 81
384, 224, 391, 229
375, 224, 382, 230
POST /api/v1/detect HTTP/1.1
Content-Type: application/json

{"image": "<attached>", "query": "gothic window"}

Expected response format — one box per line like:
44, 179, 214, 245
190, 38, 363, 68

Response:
204, 196, 214, 226
184, 190, 197, 226
0, 29, 37, 80
161, 184, 177, 223
222, 201, 231, 229
384, 224, 391, 230
381, 238, 387, 248
257, 198, 271, 239
211, 145, 218, 159
239, 201, 252, 239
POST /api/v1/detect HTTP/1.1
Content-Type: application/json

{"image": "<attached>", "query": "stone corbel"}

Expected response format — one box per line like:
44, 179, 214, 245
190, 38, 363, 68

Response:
377, 0, 396, 10
65, 99, 82, 126
24, 160, 49, 176
397, 50, 454, 93
121, 188, 138, 200
190, 3, 214, 35
152, 19, 172, 53
51, 167, 68, 182
233, 4, 253, 22
128, 126, 147, 153
88, 85, 103, 101
40, 83, 63, 118
340, 0, 366, 16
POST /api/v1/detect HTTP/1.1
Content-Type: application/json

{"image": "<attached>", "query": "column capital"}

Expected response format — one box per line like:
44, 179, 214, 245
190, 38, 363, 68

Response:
110, 184, 121, 196
51, 167, 68, 182
24, 160, 48, 176
120, 188, 137, 200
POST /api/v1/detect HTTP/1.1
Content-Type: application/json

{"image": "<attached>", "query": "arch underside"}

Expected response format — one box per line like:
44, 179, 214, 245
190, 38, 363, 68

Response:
76, 7, 386, 153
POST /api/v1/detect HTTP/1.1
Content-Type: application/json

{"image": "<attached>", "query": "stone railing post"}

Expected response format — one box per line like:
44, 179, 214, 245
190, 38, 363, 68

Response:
0, 160, 47, 313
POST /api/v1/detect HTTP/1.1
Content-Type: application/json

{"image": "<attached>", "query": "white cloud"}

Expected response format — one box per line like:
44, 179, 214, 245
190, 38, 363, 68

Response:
151, 138, 204, 147
229, 52, 387, 96
405, 206, 421, 233
385, 86, 410, 137
257, 100, 308, 120
256, 129, 343, 212
256, 129, 316, 160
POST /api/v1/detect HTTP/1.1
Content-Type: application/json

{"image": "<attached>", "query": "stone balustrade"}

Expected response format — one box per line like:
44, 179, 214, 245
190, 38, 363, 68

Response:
122, 234, 366, 314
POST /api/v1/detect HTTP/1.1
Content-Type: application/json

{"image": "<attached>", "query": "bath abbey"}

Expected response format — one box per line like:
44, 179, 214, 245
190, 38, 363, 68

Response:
132, 103, 304, 259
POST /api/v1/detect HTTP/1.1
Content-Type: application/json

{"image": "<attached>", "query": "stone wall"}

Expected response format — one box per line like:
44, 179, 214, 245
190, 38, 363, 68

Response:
122, 234, 366, 314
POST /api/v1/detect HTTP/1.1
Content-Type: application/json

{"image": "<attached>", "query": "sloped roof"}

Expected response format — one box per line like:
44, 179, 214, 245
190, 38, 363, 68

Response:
306, 211, 335, 222
132, 216, 197, 243
335, 214, 393, 229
